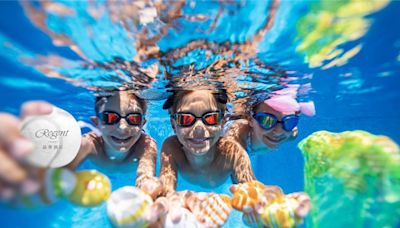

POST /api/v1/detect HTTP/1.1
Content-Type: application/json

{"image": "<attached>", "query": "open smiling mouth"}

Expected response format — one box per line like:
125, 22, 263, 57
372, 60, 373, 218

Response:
264, 135, 284, 143
111, 136, 133, 144
187, 138, 211, 145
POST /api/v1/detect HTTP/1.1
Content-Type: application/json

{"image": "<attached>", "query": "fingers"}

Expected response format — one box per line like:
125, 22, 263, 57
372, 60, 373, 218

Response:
0, 148, 28, 185
145, 197, 169, 224
0, 183, 15, 202
20, 101, 53, 119
169, 208, 183, 223
0, 101, 51, 202
229, 183, 240, 193
288, 192, 311, 218
139, 177, 163, 200
242, 212, 258, 226
0, 113, 33, 155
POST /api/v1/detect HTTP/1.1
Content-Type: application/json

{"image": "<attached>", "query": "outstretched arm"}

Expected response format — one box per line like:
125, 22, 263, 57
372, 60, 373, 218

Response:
65, 133, 95, 170
135, 134, 162, 199
224, 119, 251, 148
218, 137, 256, 184
159, 136, 179, 196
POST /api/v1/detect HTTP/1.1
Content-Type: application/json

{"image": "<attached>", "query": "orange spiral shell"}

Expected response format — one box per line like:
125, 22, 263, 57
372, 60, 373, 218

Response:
188, 193, 232, 228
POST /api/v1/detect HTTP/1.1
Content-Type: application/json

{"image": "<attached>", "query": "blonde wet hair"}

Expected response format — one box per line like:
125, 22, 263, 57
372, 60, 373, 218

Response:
95, 90, 147, 114
162, 89, 228, 114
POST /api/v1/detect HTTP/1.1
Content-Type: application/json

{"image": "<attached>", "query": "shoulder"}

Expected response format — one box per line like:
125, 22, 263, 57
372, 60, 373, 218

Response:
217, 136, 247, 158
161, 136, 183, 161
137, 132, 156, 147
162, 135, 180, 148
81, 132, 100, 155
225, 119, 250, 137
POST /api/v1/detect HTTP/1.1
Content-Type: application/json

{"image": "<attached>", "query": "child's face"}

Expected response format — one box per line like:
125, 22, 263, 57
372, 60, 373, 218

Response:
250, 102, 296, 149
172, 90, 224, 156
96, 92, 144, 152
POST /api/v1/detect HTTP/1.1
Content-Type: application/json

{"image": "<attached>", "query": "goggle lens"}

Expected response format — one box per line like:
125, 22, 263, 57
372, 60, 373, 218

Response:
254, 113, 299, 132
204, 112, 220, 125
282, 115, 299, 131
100, 111, 143, 126
177, 114, 196, 126
127, 114, 143, 125
174, 112, 222, 127
256, 114, 276, 130
105, 112, 120, 125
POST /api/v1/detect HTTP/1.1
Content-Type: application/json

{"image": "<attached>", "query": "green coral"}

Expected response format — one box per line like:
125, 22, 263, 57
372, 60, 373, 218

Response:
298, 130, 400, 228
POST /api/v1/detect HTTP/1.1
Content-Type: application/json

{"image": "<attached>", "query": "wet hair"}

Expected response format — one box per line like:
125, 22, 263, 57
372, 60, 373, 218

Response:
95, 91, 147, 114
162, 89, 228, 114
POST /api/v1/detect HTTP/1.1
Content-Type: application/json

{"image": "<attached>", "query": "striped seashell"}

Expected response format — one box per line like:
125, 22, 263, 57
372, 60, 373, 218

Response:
107, 186, 153, 228
188, 193, 232, 228
259, 197, 299, 228
230, 181, 272, 211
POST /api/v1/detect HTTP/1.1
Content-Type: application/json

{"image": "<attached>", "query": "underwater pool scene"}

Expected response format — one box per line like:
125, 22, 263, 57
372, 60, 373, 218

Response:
0, 0, 399, 227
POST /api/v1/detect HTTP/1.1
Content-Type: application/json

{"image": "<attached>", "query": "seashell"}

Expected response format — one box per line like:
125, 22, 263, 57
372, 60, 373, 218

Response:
107, 186, 153, 228
44, 168, 76, 203
68, 170, 111, 207
188, 193, 232, 228
230, 180, 279, 211
164, 208, 202, 228
259, 197, 300, 228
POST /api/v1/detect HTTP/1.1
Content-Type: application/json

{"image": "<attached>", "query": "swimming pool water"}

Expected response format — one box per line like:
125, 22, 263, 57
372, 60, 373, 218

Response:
0, 1, 399, 227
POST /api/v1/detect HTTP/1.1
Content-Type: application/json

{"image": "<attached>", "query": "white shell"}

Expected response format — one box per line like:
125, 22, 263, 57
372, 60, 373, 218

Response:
107, 186, 153, 227
20, 107, 81, 168
164, 208, 202, 228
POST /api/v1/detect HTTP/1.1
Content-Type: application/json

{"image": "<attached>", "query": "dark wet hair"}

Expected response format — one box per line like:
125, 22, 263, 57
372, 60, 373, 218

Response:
162, 89, 228, 113
95, 91, 147, 114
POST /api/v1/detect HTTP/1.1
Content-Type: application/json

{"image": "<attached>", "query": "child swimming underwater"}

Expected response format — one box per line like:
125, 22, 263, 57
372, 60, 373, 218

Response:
155, 88, 311, 227
159, 88, 256, 195
0, 90, 161, 201
226, 92, 315, 155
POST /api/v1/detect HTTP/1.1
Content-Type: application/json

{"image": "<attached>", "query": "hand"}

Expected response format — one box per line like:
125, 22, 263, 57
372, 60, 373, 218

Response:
145, 191, 188, 226
144, 196, 169, 227
230, 180, 283, 212
286, 192, 311, 219
138, 176, 163, 200
256, 191, 311, 227
0, 101, 53, 201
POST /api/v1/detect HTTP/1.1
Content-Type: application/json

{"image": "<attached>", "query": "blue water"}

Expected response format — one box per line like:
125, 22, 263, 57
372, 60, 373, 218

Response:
0, 1, 399, 227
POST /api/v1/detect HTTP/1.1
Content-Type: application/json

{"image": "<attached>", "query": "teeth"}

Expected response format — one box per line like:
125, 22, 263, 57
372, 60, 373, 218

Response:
112, 136, 132, 143
190, 138, 207, 144
264, 136, 282, 143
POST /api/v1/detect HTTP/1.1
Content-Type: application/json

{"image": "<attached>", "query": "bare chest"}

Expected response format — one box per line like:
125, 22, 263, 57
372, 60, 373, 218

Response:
178, 159, 232, 188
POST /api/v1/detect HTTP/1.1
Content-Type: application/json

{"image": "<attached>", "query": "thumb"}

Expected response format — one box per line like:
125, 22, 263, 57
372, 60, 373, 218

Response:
20, 101, 53, 119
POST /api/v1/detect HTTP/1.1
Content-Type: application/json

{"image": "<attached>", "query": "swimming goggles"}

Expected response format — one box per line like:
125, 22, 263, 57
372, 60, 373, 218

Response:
99, 111, 143, 126
173, 111, 223, 127
253, 112, 299, 131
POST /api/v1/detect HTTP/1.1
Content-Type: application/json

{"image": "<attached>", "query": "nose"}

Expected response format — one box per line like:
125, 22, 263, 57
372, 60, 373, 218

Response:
192, 121, 205, 138
271, 122, 285, 135
118, 118, 129, 131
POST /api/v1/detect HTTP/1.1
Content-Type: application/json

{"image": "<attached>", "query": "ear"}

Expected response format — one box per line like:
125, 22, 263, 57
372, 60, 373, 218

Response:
170, 116, 176, 132
90, 116, 100, 127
